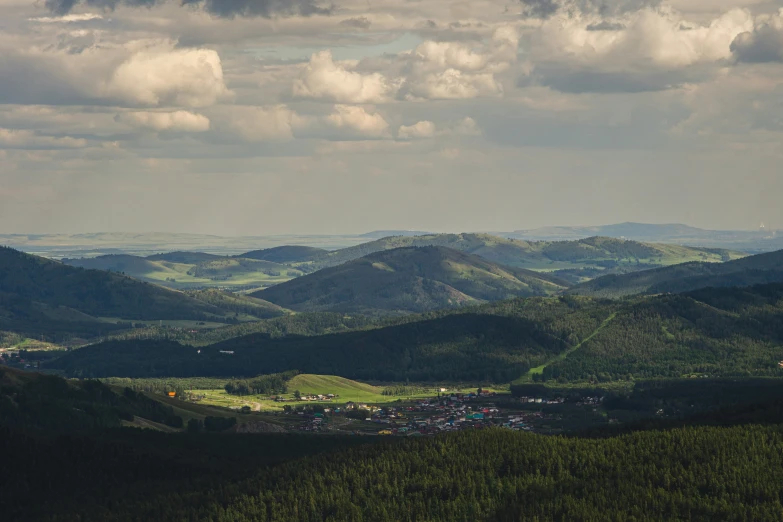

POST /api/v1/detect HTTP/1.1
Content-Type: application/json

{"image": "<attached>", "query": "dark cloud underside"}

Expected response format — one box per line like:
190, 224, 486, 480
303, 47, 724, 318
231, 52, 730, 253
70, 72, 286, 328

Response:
731, 27, 783, 63
45, 0, 332, 17
520, 0, 661, 18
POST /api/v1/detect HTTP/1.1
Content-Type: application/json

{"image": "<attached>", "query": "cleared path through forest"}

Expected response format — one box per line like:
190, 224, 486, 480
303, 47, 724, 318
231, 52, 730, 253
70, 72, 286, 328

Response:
514, 312, 618, 384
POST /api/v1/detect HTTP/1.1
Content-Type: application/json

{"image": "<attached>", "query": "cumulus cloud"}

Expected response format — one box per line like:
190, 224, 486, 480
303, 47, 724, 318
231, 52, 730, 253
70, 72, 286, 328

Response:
398, 120, 436, 139
222, 105, 306, 142
401, 70, 502, 100
0, 35, 231, 109
292, 50, 393, 103
520, 6, 756, 93
731, 9, 783, 63
398, 28, 519, 101
0, 129, 87, 149
117, 111, 211, 132
45, 0, 331, 18
324, 105, 390, 138
106, 46, 230, 107
293, 26, 519, 103
219, 104, 391, 142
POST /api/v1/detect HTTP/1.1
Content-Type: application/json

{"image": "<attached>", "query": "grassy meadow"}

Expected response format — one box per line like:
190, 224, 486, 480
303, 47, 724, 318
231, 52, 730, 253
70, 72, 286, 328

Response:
111, 373, 509, 413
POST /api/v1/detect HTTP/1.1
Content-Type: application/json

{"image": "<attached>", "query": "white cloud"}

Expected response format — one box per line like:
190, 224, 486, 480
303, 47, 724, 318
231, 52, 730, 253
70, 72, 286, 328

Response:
520, 5, 757, 92
107, 45, 230, 107
401, 69, 502, 100
293, 26, 519, 103
324, 105, 390, 138
219, 105, 310, 142
29, 13, 103, 23
399, 27, 519, 100
398, 120, 436, 139
292, 50, 393, 103
117, 110, 211, 132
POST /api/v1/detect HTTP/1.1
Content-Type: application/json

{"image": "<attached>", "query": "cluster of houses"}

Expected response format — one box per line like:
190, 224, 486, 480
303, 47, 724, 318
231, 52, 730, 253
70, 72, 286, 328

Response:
515, 396, 566, 405
0, 351, 36, 369
274, 394, 336, 402
276, 389, 591, 436
296, 412, 328, 432
347, 392, 541, 435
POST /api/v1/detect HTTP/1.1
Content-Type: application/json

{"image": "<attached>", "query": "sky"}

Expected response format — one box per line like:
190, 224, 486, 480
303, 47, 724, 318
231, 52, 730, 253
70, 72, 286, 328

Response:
0, 0, 782, 235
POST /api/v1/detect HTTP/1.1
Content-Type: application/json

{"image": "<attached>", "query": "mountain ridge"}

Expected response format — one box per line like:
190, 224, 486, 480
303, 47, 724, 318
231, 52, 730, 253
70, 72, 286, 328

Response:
568, 249, 783, 298
252, 245, 570, 314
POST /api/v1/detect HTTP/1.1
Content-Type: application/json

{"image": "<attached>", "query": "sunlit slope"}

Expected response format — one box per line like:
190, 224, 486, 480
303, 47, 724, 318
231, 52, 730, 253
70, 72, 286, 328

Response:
286, 374, 381, 396
62, 253, 303, 290
295, 234, 744, 272
253, 246, 569, 314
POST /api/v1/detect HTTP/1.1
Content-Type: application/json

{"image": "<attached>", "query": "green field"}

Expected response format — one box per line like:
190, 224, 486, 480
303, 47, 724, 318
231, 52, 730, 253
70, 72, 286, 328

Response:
187, 374, 507, 412
62, 255, 302, 292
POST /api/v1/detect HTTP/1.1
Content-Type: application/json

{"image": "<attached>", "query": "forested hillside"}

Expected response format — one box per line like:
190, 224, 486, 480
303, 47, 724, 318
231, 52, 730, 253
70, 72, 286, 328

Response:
569, 249, 783, 297
183, 290, 287, 320
541, 283, 783, 382
49, 297, 608, 380
238, 245, 328, 264
102, 311, 376, 346
253, 246, 569, 314
0, 247, 239, 327
0, 366, 183, 432
5, 421, 783, 521
48, 283, 783, 383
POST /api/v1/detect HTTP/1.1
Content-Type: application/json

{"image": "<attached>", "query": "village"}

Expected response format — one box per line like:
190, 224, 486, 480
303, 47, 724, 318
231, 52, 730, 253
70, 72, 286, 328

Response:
280, 390, 600, 436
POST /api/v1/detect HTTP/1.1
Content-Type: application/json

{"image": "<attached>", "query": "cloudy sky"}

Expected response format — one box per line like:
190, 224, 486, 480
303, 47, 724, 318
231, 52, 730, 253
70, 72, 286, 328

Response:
0, 0, 781, 235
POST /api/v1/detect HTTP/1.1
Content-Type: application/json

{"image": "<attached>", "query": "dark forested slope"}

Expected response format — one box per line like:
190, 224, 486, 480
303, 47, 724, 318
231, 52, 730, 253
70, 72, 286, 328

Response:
50, 297, 608, 380
0, 247, 231, 326
50, 284, 783, 383
6, 422, 783, 521
569, 249, 783, 298
238, 245, 328, 264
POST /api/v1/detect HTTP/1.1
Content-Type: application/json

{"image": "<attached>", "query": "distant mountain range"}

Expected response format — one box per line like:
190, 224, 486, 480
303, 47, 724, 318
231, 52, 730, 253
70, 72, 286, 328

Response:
55, 234, 740, 293
275, 234, 744, 280
502, 222, 781, 251
4, 223, 781, 260
252, 246, 570, 315
568, 249, 783, 298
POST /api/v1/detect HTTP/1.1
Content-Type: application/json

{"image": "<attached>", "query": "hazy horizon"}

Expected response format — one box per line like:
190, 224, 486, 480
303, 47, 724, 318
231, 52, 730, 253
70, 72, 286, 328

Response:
0, 220, 776, 237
